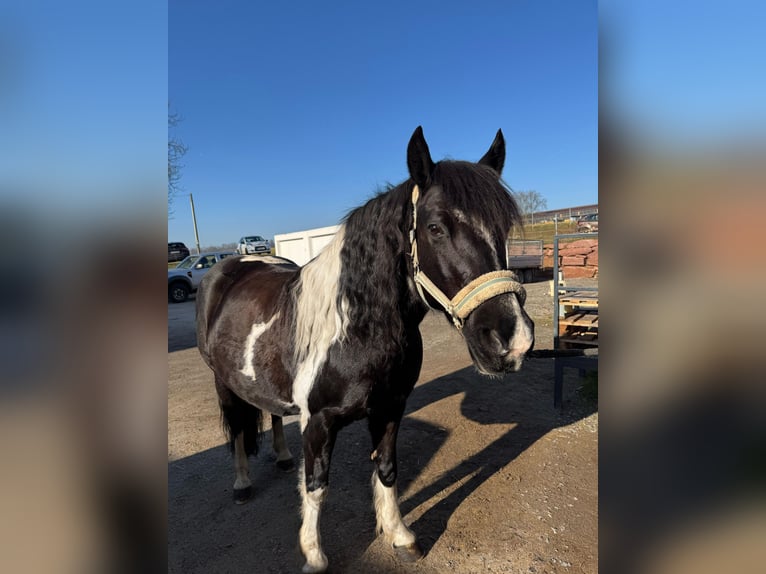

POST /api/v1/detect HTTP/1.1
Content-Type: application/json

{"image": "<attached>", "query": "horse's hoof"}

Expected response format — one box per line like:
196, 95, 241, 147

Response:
301, 557, 328, 573
393, 541, 424, 562
276, 458, 295, 473
233, 486, 252, 504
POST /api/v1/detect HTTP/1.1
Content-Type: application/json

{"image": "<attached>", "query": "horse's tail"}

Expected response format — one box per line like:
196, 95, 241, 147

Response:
215, 378, 263, 456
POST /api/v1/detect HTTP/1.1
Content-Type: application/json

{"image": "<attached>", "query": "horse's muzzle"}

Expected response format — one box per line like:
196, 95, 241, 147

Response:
461, 293, 535, 375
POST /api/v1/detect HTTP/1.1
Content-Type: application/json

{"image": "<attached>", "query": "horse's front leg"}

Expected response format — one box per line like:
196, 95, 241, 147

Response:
369, 412, 423, 562
299, 410, 338, 574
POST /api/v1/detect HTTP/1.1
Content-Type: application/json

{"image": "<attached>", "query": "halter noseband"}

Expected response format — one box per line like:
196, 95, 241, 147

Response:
408, 185, 526, 330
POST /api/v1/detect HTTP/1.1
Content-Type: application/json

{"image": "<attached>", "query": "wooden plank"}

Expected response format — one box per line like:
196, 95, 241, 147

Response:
559, 315, 598, 329
560, 333, 599, 347
561, 311, 585, 323
561, 314, 589, 326
559, 294, 599, 306
560, 311, 599, 327
560, 302, 598, 309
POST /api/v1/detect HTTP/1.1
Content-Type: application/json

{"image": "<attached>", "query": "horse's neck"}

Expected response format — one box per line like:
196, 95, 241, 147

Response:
296, 188, 423, 334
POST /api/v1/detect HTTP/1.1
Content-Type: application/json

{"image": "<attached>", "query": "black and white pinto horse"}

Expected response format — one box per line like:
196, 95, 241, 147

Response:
196, 127, 534, 573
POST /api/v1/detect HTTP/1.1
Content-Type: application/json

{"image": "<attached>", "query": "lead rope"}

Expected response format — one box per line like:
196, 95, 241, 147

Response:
408, 185, 526, 330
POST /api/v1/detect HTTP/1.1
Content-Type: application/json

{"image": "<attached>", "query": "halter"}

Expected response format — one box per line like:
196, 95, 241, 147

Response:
408, 185, 526, 330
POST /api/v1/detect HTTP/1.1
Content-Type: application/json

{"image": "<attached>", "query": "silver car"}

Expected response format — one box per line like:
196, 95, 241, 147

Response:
168, 251, 235, 303
237, 235, 270, 255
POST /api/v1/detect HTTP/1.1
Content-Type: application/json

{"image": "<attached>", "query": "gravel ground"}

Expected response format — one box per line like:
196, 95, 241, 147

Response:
168, 277, 598, 573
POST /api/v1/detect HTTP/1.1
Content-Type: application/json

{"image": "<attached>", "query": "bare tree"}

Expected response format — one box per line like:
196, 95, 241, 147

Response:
168, 109, 188, 217
512, 190, 547, 224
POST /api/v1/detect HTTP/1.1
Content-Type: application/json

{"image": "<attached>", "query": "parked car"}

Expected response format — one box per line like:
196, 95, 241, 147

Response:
576, 213, 598, 233
168, 251, 235, 303
168, 242, 191, 262
237, 235, 270, 255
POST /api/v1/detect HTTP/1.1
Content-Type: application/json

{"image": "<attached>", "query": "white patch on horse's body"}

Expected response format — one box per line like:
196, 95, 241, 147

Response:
239, 314, 279, 380
291, 227, 349, 428
240, 254, 293, 266
372, 472, 416, 546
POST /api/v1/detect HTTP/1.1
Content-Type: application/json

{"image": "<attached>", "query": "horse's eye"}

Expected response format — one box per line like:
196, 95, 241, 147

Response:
427, 223, 445, 237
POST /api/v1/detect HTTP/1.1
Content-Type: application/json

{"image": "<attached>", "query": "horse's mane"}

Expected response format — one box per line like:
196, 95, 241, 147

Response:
339, 182, 412, 351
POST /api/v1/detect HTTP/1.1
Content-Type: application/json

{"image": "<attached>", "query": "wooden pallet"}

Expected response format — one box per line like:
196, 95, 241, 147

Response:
558, 291, 598, 308
558, 291, 598, 349
559, 310, 599, 329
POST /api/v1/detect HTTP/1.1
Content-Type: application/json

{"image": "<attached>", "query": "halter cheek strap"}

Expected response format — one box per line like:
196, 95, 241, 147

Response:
409, 185, 526, 330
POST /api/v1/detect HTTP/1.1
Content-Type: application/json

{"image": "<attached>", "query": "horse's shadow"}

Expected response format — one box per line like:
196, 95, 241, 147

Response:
393, 359, 596, 558
168, 358, 595, 573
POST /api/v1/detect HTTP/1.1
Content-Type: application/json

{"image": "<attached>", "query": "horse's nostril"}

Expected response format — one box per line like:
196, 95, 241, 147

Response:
489, 330, 510, 356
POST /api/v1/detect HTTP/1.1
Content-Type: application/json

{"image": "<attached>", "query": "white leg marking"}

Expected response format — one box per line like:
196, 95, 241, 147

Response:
372, 471, 416, 547
233, 433, 251, 490
299, 466, 328, 573
239, 313, 279, 379
272, 416, 293, 462
292, 227, 349, 418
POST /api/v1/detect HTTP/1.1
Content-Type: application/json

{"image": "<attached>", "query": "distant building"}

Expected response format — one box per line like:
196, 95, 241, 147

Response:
531, 204, 598, 223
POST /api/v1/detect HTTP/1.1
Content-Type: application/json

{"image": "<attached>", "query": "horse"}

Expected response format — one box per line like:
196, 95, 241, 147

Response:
195, 126, 535, 573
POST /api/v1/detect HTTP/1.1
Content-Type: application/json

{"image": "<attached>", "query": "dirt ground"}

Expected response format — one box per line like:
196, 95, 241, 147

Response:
168, 279, 598, 574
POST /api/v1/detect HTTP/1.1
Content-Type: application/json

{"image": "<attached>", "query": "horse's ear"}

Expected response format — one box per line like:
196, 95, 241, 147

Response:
478, 129, 505, 177
407, 126, 434, 190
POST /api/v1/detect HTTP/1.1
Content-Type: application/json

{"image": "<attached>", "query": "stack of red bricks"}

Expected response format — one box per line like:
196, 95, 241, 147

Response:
543, 239, 598, 279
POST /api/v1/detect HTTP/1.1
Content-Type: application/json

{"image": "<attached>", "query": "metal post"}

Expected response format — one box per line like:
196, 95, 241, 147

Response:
189, 193, 201, 255
553, 235, 560, 350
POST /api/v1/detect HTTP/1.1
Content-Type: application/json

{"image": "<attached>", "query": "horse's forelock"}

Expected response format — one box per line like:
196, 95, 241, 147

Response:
431, 161, 522, 237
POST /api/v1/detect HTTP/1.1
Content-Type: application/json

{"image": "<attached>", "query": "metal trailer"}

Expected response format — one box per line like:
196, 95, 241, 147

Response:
274, 225, 341, 266
506, 239, 544, 283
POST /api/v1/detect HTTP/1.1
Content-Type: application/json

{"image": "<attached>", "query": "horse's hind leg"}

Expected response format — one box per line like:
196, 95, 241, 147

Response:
215, 377, 263, 504
232, 431, 252, 504
369, 413, 422, 562
271, 414, 295, 472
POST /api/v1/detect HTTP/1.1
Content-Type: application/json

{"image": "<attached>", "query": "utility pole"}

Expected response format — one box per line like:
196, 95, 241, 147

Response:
189, 193, 201, 255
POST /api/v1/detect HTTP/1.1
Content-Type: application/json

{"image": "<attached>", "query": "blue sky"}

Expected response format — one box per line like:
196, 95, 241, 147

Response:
169, 1, 598, 247
2, 2, 761, 251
